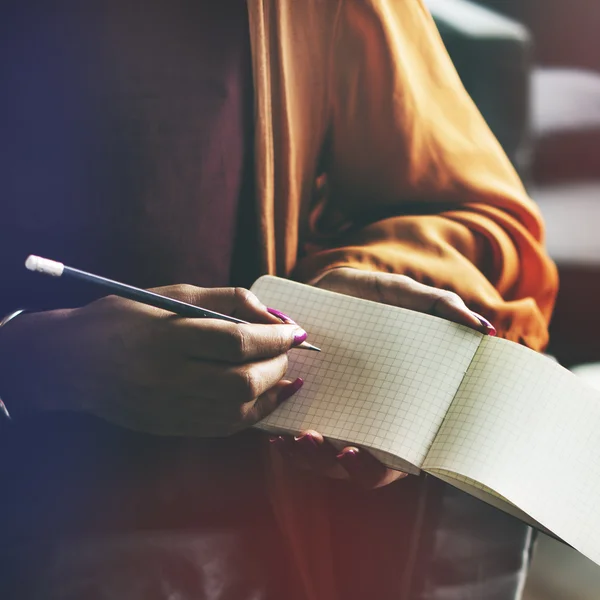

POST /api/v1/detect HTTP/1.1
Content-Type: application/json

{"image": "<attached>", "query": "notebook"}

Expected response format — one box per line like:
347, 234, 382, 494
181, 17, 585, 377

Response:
250, 275, 600, 567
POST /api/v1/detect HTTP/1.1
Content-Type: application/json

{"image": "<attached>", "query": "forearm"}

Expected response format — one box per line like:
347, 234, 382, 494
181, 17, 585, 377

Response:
294, 210, 557, 351
303, 0, 557, 351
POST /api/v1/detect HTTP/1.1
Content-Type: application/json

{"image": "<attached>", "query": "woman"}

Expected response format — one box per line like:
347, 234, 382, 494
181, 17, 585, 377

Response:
0, 0, 557, 598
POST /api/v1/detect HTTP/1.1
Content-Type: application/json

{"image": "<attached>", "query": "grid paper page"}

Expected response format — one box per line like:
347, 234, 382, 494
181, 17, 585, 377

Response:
250, 276, 482, 470
428, 469, 546, 532
424, 336, 600, 566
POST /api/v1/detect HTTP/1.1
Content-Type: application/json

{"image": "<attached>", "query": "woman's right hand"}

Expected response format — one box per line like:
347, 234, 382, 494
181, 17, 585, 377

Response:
0, 285, 306, 436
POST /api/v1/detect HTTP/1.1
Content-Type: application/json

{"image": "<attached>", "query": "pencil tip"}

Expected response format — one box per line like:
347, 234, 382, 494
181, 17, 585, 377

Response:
300, 342, 321, 352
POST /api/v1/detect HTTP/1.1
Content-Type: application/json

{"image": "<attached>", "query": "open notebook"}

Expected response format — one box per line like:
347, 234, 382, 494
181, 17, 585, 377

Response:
250, 275, 600, 567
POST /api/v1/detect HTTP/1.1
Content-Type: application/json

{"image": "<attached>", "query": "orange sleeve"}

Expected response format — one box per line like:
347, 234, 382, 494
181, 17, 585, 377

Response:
292, 0, 558, 351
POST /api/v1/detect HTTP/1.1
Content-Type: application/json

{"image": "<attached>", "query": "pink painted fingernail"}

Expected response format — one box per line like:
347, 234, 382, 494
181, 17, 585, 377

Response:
337, 447, 365, 477
267, 307, 298, 325
470, 311, 497, 336
292, 329, 308, 347
269, 435, 286, 448
336, 447, 360, 464
277, 377, 304, 404
294, 433, 319, 458
268, 309, 308, 346
294, 432, 320, 455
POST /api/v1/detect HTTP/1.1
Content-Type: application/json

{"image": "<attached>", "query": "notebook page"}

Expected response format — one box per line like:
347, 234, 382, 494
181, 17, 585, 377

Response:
423, 337, 600, 565
250, 276, 482, 471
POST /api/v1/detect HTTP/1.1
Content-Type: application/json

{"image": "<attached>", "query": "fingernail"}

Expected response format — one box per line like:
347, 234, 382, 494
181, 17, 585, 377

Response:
470, 311, 497, 336
267, 307, 298, 325
269, 435, 286, 448
268, 309, 307, 346
292, 329, 308, 347
294, 432, 320, 455
277, 377, 304, 404
336, 447, 361, 468
269, 435, 297, 461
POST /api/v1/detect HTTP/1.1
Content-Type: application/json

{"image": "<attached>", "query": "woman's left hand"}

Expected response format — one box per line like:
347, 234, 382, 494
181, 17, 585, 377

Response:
270, 267, 496, 489
270, 430, 408, 489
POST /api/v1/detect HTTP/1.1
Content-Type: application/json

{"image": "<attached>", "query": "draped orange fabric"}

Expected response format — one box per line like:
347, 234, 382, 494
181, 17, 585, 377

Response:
247, 1, 558, 598
249, 0, 557, 349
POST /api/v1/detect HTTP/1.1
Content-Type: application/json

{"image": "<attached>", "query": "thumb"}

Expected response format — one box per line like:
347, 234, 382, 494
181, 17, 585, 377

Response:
432, 292, 496, 335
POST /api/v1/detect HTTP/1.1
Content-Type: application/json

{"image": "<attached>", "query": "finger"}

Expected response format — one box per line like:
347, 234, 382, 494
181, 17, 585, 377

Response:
316, 269, 448, 313
224, 287, 280, 323
363, 272, 472, 322
317, 269, 496, 335
267, 434, 317, 472
242, 377, 305, 425
193, 353, 291, 403
336, 447, 409, 489
271, 431, 348, 479
266, 308, 300, 326
153, 377, 302, 438
431, 293, 496, 335
468, 311, 497, 336
368, 273, 496, 335
171, 320, 307, 362
150, 285, 274, 323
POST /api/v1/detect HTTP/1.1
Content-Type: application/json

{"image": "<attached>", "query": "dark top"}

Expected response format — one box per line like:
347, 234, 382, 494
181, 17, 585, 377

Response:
0, 3, 295, 596
1, 0, 257, 306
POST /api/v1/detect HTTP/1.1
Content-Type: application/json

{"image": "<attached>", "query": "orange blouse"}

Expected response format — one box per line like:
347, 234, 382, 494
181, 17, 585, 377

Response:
248, 0, 557, 352
247, 2, 558, 598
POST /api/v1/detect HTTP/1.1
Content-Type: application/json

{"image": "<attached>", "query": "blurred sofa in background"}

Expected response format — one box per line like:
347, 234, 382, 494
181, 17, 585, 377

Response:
427, 0, 600, 368
426, 0, 533, 178
424, 4, 600, 599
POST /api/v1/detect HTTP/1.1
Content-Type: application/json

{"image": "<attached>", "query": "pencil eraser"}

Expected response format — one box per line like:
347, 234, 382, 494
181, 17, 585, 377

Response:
25, 255, 64, 277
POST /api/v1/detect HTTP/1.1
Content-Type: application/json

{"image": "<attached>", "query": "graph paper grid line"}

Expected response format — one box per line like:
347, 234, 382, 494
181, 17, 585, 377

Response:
250, 276, 482, 469
424, 337, 600, 566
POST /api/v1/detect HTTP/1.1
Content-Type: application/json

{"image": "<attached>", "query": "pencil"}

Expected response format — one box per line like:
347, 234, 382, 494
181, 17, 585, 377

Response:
25, 255, 320, 352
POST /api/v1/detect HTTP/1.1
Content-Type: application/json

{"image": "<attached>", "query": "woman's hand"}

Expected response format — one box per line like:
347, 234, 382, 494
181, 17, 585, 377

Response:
0, 285, 306, 436
270, 267, 496, 489
315, 268, 495, 335
270, 430, 409, 489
